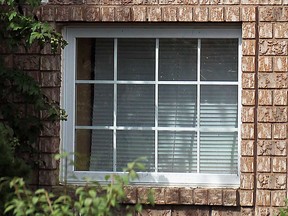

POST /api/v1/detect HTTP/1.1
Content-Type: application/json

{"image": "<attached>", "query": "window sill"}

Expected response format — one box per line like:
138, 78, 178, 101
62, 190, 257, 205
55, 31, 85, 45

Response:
52, 185, 239, 206
123, 186, 239, 206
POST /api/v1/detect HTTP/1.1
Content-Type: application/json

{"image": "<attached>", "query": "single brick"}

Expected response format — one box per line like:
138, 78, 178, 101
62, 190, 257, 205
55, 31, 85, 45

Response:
179, 187, 194, 204
115, 7, 131, 21
194, 189, 208, 205
242, 22, 256, 39
258, 123, 272, 139
153, 187, 165, 204
242, 90, 255, 105
257, 173, 271, 189
274, 90, 288, 105
208, 189, 223, 205
132, 6, 146, 21
259, 56, 273, 72
240, 173, 254, 190
258, 73, 288, 89
259, 39, 288, 56
259, 22, 273, 39
241, 6, 256, 21
178, 6, 193, 21
225, 6, 240, 22
241, 123, 254, 140
272, 140, 287, 156
241, 157, 254, 172
123, 186, 137, 204
257, 156, 271, 172
241, 107, 254, 123
256, 190, 270, 206
272, 157, 286, 172
274, 23, 288, 38
273, 56, 288, 72
271, 174, 286, 189
193, 7, 208, 22
223, 189, 237, 206
239, 190, 253, 206
84, 6, 100, 21
39, 154, 57, 169
209, 7, 224, 22
258, 90, 272, 105
242, 73, 255, 89
39, 137, 60, 153
165, 187, 179, 204
241, 140, 254, 156
147, 7, 161, 21
257, 140, 272, 156
242, 56, 255, 72
162, 7, 177, 21
101, 7, 114, 21
40, 55, 61, 71
55, 6, 70, 21
242, 40, 256, 55
273, 123, 287, 139
271, 191, 286, 206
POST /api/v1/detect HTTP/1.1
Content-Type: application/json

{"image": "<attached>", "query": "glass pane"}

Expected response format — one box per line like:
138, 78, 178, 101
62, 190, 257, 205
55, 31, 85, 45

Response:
200, 85, 238, 128
76, 38, 114, 80
201, 39, 238, 81
158, 131, 197, 173
89, 130, 113, 171
76, 84, 113, 126
94, 38, 114, 80
76, 38, 94, 80
75, 129, 92, 171
118, 39, 155, 81
116, 130, 155, 171
117, 85, 155, 127
200, 132, 238, 174
159, 39, 197, 81
159, 85, 197, 127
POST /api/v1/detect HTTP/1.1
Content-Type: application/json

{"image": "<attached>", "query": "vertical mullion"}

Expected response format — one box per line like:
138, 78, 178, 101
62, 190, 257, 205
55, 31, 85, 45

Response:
237, 37, 242, 176
197, 39, 201, 173
154, 38, 159, 173
113, 38, 118, 172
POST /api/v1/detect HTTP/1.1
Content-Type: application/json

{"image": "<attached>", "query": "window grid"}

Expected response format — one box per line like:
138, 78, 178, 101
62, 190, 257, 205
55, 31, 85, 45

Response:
196, 38, 201, 173
113, 38, 118, 172
75, 38, 239, 174
154, 38, 159, 172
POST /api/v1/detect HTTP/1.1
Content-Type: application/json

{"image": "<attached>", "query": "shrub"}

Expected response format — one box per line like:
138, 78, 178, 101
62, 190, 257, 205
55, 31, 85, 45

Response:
2, 159, 154, 216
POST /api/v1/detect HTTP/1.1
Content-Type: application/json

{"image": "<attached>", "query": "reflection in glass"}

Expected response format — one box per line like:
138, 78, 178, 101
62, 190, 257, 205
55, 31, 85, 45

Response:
159, 39, 197, 81
201, 39, 238, 81
117, 85, 155, 126
118, 39, 155, 81
159, 85, 197, 127
200, 85, 238, 127
116, 130, 155, 171
158, 131, 197, 173
200, 132, 238, 174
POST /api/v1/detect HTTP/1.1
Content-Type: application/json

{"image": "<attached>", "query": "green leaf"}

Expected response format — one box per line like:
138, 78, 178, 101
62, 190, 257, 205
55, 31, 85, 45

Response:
84, 198, 92, 207
88, 189, 96, 198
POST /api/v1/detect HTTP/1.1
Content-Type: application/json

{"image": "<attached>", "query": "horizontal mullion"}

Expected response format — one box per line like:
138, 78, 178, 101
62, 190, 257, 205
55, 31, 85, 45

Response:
75, 80, 239, 85
76, 126, 198, 131
199, 127, 238, 132
76, 126, 238, 132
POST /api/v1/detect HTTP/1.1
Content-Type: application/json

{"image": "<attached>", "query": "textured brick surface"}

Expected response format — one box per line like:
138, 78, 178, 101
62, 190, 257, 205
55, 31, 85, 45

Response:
2, 1, 288, 215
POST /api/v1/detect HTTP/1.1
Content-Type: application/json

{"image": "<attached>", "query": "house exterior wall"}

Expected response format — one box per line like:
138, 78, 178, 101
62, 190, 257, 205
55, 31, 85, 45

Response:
1, 0, 288, 215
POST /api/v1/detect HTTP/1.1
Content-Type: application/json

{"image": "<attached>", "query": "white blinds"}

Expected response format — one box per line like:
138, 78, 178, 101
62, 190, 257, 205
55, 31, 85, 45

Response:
75, 38, 238, 174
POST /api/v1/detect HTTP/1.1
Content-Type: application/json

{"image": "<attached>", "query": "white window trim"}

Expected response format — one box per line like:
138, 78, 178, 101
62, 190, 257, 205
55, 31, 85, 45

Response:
61, 25, 242, 187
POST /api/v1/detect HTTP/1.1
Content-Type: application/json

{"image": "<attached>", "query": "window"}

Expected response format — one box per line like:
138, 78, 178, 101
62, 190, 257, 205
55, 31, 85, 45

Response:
62, 25, 241, 186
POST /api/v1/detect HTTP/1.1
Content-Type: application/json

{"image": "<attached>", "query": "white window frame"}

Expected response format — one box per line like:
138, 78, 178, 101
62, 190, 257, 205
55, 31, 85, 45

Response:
61, 25, 242, 187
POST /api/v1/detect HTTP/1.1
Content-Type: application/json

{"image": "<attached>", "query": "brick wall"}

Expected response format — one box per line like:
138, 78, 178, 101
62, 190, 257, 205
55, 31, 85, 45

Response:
2, 0, 288, 215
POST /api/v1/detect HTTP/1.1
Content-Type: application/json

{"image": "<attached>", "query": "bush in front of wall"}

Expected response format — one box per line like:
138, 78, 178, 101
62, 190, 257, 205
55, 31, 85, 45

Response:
2, 160, 154, 216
